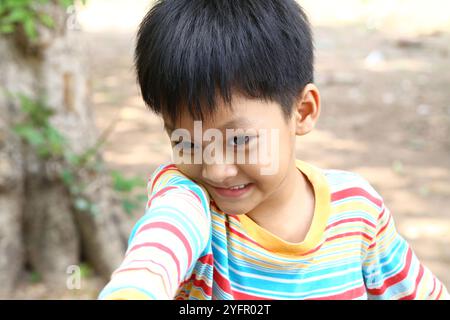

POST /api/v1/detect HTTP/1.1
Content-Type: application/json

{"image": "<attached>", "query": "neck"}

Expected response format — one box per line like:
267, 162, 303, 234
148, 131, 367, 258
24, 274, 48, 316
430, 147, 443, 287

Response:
245, 160, 314, 242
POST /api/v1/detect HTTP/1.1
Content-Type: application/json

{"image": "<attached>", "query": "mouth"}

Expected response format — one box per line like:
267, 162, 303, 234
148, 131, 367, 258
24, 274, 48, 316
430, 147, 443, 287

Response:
210, 183, 254, 198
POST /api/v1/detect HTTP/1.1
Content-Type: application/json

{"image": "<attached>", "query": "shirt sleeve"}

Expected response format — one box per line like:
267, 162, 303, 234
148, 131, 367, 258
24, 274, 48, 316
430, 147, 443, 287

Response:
98, 164, 211, 300
362, 201, 449, 300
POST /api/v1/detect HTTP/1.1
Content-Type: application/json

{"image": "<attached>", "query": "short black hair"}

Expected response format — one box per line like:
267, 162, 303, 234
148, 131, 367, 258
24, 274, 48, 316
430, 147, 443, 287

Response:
135, 0, 314, 125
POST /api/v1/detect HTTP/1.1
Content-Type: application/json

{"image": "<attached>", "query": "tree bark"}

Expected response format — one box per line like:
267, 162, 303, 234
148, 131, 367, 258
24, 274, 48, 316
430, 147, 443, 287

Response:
0, 103, 24, 298
0, 3, 131, 296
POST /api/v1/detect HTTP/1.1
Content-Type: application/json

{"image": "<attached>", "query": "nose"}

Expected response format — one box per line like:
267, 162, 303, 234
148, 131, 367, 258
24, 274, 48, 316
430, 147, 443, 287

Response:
202, 163, 238, 185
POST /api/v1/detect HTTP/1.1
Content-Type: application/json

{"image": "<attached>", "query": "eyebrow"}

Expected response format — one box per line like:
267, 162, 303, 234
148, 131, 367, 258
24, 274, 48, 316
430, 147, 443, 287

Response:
164, 117, 252, 134
219, 117, 252, 129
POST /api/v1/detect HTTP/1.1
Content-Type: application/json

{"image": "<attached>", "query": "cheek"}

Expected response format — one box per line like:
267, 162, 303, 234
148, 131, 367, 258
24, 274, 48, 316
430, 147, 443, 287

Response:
175, 164, 202, 181
242, 163, 286, 190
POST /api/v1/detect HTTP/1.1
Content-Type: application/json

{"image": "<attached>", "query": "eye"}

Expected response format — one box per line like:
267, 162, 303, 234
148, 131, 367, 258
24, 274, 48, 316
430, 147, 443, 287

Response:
174, 141, 199, 154
228, 135, 253, 147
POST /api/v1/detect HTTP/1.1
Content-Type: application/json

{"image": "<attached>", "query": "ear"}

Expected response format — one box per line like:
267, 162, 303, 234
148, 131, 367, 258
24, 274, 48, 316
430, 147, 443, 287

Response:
293, 83, 321, 136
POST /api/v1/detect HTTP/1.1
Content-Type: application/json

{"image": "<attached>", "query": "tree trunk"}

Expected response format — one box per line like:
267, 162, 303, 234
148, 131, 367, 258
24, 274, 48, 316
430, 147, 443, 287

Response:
0, 3, 131, 297
0, 104, 24, 298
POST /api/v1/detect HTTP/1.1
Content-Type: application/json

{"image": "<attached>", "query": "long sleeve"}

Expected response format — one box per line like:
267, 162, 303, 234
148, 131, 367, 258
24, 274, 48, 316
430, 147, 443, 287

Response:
362, 201, 449, 300
98, 164, 211, 299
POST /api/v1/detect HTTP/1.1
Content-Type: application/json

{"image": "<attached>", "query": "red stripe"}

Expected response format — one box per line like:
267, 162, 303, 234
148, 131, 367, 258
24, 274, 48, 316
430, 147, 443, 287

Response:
309, 284, 367, 300
436, 283, 443, 299
332, 187, 383, 208
367, 247, 413, 296
213, 267, 233, 295
232, 290, 272, 300
177, 256, 214, 299
136, 221, 193, 267
399, 264, 425, 300
127, 242, 181, 282
301, 242, 325, 256
367, 241, 377, 250
326, 231, 372, 242
188, 189, 201, 203
229, 214, 323, 256
429, 278, 437, 297
146, 186, 177, 208
376, 210, 391, 237
176, 254, 214, 292
198, 253, 214, 266
191, 277, 213, 297
325, 217, 376, 230
151, 165, 178, 191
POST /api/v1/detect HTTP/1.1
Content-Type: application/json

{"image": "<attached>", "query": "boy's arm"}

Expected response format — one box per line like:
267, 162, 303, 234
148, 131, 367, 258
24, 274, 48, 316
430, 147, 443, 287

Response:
362, 201, 449, 300
98, 164, 211, 300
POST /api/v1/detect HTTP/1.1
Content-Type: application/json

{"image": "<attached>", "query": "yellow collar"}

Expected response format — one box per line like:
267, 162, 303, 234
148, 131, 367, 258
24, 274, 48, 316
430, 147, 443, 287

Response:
238, 159, 332, 256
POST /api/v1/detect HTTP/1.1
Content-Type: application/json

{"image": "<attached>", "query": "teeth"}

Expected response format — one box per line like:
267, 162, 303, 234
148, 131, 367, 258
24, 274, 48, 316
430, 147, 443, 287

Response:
229, 184, 247, 190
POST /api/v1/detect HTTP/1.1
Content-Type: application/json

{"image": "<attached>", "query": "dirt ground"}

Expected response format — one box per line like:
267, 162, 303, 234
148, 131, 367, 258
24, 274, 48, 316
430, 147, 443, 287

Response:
12, 0, 450, 299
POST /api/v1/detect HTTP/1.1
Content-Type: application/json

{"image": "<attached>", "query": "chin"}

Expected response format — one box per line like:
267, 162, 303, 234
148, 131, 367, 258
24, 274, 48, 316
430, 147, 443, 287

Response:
213, 201, 254, 216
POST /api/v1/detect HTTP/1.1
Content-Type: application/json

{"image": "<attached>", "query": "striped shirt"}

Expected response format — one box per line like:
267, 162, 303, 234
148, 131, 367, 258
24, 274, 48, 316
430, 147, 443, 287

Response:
99, 159, 449, 300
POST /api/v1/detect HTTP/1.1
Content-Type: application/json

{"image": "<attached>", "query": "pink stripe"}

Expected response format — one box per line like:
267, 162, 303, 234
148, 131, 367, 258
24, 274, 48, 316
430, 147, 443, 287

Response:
123, 258, 174, 293
326, 217, 376, 230
188, 189, 201, 203
127, 242, 181, 283
136, 221, 193, 267
146, 186, 177, 208
332, 187, 383, 208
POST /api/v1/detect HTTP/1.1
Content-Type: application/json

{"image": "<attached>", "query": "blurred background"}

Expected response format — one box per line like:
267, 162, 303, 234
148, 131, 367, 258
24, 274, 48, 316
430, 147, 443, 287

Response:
0, 0, 448, 299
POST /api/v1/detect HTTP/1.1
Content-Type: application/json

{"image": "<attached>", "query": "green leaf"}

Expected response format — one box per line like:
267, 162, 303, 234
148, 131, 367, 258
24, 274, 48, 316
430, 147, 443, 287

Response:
2, 8, 29, 24
13, 125, 45, 147
30, 271, 42, 284
0, 24, 15, 34
79, 263, 93, 278
45, 126, 66, 156
111, 171, 145, 193
122, 198, 138, 215
16, 95, 53, 127
36, 145, 51, 158
38, 13, 54, 28
60, 169, 75, 186
136, 194, 147, 203
18, 93, 34, 113
6, 0, 30, 7
65, 152, 82, 167
23, 17, 37, 41
58, 0, 73, 9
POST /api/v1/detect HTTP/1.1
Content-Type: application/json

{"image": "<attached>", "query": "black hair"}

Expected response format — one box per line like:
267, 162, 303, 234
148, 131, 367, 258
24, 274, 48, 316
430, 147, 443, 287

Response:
135, 0, 314, 125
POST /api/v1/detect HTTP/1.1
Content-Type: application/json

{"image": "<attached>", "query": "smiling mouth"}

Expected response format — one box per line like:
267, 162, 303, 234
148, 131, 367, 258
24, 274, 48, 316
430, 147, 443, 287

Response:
211, 183, 254, 198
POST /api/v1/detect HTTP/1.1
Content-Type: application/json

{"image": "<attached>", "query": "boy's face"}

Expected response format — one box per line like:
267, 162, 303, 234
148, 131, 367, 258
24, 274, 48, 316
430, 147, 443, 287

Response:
163, 86, 320, 215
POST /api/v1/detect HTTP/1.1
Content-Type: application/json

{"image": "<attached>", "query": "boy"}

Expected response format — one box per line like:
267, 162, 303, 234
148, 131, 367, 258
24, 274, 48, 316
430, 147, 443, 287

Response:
99, 0, 448, 299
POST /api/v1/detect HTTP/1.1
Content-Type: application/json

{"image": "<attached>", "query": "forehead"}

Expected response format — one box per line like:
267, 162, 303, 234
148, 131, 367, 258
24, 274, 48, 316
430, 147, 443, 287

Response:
163, 95, 284, 133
